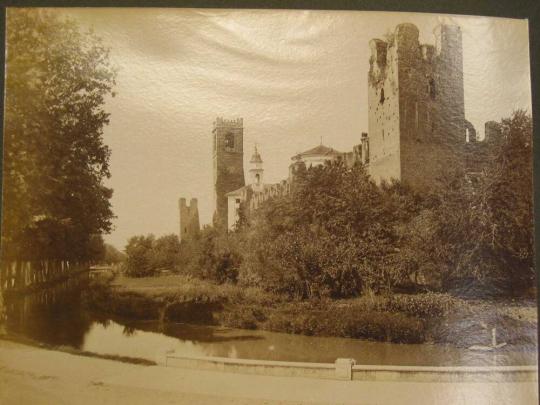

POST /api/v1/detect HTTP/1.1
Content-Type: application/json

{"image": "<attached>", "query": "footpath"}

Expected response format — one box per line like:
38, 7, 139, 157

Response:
0, 340, 537, 405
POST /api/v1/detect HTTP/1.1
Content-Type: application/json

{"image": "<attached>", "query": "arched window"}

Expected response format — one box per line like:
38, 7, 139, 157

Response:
255, 173, 260, 184
225, 132, 235, 149
379, 88, 385, 104
428, 78, 436, 100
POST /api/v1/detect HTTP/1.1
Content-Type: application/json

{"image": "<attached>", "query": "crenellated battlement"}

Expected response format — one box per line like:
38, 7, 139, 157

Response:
368, 24, 462, 89
214, 117, 243, 129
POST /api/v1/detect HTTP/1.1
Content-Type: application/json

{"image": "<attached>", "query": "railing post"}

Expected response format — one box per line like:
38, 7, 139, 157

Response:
335, 358, 356, 380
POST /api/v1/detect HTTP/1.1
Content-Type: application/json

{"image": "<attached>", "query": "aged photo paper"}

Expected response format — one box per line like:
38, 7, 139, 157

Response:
0, 7, 537, 404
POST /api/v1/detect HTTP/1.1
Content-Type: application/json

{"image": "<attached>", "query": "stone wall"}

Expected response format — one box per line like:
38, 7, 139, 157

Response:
368, 35, 402, 184
249, 180, 291, 212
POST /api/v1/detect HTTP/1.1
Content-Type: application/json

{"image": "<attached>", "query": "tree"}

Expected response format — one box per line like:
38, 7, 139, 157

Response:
403, 110, 534, 294
103, 243, 126, 264
151, 234, 181, 270
3, 9, 117, 262
125, 235, 155, 277
477, 110, 534, 290
238, 161, 425, 297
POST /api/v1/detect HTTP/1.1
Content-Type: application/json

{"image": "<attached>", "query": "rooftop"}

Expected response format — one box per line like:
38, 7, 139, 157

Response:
225, 183, 277, 197
292, 144, 343, 160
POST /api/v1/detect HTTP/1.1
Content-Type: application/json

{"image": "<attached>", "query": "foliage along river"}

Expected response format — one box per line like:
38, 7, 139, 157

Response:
2, 275, 537, 367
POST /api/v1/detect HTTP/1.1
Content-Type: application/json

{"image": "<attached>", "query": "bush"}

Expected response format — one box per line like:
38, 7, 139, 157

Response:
179, 227, 242, 284
264, 301, 426, 343
217, 305, 266, 329
124, 235, 157, 277
384, 292, 471, 318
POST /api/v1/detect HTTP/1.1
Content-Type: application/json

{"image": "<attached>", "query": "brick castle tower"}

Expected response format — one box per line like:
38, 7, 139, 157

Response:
179, 198, 200, 241
367, 23, 470, 190
212, 117, 245, 229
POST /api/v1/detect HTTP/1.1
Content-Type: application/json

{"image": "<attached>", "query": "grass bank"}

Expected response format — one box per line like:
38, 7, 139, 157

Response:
83, 274, 537, 347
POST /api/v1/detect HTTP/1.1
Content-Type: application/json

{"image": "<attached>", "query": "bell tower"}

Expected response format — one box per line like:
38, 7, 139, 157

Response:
212, 117, 245, 229
249, 145, 264, 192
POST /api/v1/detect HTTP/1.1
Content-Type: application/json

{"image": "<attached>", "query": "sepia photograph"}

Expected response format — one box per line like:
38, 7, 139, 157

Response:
0, 6, 538, 404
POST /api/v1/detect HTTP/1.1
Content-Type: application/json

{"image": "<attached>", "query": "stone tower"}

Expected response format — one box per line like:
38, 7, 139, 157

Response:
179, 198, 200, 241
213, 117, 245, 229
249, 145, 264, 192
367, 23, 467, 190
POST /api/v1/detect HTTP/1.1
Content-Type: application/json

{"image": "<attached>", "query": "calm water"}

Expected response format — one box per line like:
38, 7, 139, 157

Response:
3, 277, 537, 367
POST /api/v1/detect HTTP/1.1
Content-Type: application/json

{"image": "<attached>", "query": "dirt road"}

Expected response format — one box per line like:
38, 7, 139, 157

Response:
0, 340, 537, 404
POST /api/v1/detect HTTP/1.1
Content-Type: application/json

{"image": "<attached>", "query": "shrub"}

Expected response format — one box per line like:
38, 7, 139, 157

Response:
124, 235, 157, 277
218, 305, 265, 329
180, 227, 242, 284
264, 301, 426, 343
384, 292, 471, 318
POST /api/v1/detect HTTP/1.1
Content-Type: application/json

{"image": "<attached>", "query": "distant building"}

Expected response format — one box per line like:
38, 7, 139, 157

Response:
179, 198, 200, 241
291, 144, 343, 167
226, 143, 358, 231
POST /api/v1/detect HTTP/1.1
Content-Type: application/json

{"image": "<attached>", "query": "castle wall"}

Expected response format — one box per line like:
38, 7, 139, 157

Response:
484, 121, 503, 144
213, 117, 245, 229
368, 37, 401, 184
179, 198, 200, 241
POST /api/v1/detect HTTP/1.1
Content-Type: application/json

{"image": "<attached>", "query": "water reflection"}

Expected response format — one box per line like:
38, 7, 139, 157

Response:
71, 318, 535, 366
4, 275, 92, 349
3, 279, 537, 367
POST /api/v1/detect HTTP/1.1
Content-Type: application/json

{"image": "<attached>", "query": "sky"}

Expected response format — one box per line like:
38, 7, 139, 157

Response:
44, 8, 533, 249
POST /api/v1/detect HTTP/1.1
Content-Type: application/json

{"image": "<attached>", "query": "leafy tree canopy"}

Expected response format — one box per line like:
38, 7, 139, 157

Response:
3, 9, 117, 261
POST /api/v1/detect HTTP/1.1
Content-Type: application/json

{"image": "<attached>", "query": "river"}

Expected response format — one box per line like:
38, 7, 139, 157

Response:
2, 276, 537, 367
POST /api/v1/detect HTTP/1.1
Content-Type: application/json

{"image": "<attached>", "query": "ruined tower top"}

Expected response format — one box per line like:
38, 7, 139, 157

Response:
179, 197, 200, 241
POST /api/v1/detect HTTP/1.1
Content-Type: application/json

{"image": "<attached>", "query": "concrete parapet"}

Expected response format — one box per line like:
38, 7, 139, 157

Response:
165, 354, 336, 379
351, 364, 538, 383
164, 353, 538, 382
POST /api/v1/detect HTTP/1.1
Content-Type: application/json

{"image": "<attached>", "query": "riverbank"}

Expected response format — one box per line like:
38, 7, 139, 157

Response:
0, 339, 537, 404
82, 274, 538, 348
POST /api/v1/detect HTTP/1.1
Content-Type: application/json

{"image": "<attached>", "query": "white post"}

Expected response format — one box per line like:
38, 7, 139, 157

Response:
335, 358, 356, 380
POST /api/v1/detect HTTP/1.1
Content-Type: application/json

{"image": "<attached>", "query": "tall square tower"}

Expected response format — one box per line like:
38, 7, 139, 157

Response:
367, 23, 467, 190
212, 117, 245, 229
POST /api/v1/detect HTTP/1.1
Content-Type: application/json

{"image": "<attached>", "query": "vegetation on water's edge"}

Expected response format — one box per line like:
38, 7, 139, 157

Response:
83, 275, 537, 347
123, 111, 534, 301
